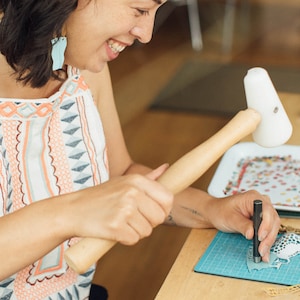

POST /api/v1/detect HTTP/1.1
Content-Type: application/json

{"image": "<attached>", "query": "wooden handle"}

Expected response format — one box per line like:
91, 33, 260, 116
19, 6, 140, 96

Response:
65, 108, 261, 274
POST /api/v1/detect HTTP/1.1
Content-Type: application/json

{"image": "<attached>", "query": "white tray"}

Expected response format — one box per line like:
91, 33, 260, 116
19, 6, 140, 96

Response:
208, 142, 300, 212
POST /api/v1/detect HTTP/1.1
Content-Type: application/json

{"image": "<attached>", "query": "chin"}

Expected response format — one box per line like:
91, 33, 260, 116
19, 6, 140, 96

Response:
65, 57, 106, 73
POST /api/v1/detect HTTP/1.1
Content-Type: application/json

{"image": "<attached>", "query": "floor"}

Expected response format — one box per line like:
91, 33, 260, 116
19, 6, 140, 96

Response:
92, 1, 300, 299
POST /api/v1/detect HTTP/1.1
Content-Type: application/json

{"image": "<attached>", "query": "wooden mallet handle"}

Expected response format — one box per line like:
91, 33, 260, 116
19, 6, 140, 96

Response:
65, 108, 261, 274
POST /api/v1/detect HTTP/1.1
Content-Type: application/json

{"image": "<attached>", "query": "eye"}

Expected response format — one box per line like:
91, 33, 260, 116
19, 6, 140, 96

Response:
136, 8, 149, 16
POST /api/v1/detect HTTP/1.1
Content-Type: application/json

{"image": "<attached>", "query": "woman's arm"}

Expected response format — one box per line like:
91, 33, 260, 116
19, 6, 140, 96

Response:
167, 187, 280, 262
0, 191, 78, 280
120, 161, 280, 263
0, 170, 174, 280
84, 64, 281, 263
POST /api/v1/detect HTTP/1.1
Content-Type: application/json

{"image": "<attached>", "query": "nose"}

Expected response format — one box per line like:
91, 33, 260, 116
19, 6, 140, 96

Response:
130, 17, 155, 44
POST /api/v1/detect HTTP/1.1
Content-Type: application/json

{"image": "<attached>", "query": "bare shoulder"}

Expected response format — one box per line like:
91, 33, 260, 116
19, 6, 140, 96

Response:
80, 64, 113, 105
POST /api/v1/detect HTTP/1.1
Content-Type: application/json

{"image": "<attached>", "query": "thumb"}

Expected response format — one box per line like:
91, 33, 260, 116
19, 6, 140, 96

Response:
222, 213, 253, 240
244, 224, 254, 240
240, 219, 254, 240
146, 163, 169, 181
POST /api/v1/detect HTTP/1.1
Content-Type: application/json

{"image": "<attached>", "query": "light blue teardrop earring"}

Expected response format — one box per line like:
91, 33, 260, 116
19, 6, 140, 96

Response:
51, 37, 67, 71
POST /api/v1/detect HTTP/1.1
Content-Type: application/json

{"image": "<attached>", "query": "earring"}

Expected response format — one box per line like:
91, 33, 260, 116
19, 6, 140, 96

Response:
51, 37, 67, 71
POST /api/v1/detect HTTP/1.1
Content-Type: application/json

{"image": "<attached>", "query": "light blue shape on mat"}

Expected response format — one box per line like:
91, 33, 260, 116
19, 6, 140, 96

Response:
246, 246, 281, 271
194, 231, 300, 285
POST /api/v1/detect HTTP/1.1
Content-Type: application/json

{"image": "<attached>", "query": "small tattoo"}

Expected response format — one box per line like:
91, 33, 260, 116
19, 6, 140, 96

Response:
167, 213, 177, 225
181, 206, 201, 216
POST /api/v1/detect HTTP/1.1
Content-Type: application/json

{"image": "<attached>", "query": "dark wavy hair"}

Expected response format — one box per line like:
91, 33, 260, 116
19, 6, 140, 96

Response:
0, 0, 78, 88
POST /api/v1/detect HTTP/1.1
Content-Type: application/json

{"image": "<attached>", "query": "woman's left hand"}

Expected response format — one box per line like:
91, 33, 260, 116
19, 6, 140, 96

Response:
206, 190, 280, 262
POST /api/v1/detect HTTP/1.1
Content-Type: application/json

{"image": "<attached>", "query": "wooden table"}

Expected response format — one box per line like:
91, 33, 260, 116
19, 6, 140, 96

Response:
155, 93, 300, 300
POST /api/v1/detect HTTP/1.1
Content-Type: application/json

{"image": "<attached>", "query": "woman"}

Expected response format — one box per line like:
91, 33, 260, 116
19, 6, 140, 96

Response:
0, 0, 280, 299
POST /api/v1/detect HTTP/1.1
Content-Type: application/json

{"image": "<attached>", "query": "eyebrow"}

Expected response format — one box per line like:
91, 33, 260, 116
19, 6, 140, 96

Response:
153, 0, 162, 4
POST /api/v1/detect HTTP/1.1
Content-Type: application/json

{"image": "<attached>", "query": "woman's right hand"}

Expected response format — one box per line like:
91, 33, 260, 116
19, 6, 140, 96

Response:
65, 165, 174, 245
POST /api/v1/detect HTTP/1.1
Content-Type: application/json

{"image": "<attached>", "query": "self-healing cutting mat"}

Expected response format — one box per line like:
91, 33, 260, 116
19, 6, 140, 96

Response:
194, 231, 300, 285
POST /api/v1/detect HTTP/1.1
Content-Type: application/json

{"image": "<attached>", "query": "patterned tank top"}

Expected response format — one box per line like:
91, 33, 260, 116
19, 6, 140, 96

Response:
0, 67, 109, 300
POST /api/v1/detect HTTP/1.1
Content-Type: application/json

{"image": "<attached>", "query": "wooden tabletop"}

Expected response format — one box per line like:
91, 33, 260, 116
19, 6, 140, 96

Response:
155, 92, 300, 300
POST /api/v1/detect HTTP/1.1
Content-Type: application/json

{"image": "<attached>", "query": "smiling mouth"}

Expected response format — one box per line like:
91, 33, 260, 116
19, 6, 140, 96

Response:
107, 39, 126, 54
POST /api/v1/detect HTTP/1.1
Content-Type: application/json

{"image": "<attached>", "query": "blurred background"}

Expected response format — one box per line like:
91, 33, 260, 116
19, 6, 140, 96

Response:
93, 1, 300, 299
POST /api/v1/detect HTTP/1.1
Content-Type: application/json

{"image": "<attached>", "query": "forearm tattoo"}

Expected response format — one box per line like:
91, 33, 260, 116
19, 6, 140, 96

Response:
167, 212, 177, 225
167, 206, 201, 226
181, 205, 201, 217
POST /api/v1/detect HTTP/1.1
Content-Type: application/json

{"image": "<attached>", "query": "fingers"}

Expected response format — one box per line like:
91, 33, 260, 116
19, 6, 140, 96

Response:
145, 166, 174, 216
212, 190, 280, 263
146, 163, 170, 181
71, 170, 174, 246
122, 214, 153, 245
105, 173, 174, 245
240, 192, 280, 262
122, 199, 168, 244
119, 191, 169, 245
258, 195, 281, 262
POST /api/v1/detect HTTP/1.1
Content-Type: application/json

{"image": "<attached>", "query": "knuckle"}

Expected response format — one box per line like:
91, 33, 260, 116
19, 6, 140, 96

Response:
127, 174, 144, 186
123, 184, 139, 199
118, 193, 139, 216
246, 189, 262, 199
120, 203, 136, 218
108, 219, 123, 235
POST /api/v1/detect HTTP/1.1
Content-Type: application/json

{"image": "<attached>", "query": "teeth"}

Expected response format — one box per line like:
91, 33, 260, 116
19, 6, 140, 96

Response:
108, 40, 125, 53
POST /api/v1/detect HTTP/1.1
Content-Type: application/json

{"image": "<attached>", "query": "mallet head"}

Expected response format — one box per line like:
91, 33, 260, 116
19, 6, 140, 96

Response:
244, 67, 293, 147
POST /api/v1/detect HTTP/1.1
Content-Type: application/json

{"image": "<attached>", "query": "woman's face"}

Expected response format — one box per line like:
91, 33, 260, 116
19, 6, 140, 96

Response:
64, 0, 166, 72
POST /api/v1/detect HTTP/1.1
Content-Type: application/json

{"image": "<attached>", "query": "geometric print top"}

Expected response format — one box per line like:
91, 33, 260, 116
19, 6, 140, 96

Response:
0, 66, 109, 300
